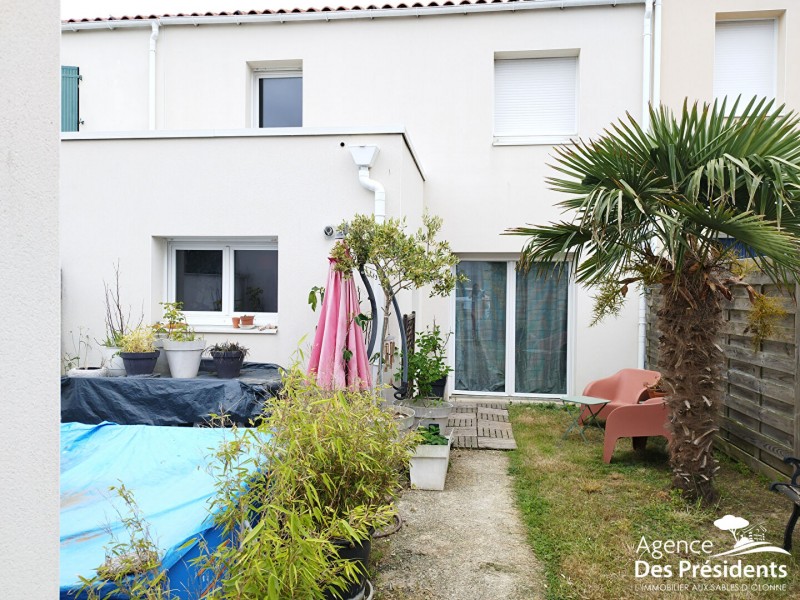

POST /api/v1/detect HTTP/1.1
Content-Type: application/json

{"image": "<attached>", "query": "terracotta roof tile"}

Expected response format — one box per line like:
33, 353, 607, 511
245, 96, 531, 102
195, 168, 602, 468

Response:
63, 0, 539, 23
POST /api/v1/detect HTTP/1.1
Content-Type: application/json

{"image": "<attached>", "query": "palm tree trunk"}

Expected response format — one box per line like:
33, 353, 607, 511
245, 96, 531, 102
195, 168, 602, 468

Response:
657, 274, 723, 504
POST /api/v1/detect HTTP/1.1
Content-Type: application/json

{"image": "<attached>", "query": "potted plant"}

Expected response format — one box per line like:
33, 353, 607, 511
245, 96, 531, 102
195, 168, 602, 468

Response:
159, 302, 205, 379
206, 341, 249, 379
399, 324, 454, 429
200, 364, 418, 599
409, 424, 453, 491
98, 262, 143, 377
119, 327, 159, 376
65, 328, 108, 378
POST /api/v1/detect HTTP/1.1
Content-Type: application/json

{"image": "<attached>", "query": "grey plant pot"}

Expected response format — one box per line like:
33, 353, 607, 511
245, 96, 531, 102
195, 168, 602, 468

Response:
163, 338, 205, 379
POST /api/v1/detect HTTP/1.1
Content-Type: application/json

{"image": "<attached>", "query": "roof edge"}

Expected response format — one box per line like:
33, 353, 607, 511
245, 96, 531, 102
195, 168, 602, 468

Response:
60, 126, 426, 181
62, 0, 645, 31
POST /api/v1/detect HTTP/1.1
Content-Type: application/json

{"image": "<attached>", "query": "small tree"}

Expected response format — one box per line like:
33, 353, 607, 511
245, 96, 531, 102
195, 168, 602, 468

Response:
508, 98, 800, 503
331, 212, 462, 378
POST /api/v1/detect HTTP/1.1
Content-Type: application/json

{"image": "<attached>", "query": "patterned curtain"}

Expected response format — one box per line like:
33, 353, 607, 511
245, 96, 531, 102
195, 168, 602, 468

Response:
515, 263, 568, 394
455, 262, 507, 392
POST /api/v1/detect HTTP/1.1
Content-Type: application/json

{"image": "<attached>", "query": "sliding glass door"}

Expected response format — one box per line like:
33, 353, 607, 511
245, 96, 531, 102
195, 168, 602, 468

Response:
454, 261, 569, 396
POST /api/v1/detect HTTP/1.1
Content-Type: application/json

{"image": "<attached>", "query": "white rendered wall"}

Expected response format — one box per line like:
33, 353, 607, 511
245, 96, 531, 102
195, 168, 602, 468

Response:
0, 0, 60, 596
61, 5, 647, 393
60, 132, 422, 366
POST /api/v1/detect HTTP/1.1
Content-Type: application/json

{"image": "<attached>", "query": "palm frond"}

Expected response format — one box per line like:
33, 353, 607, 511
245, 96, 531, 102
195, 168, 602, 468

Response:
507, 97, 800, 291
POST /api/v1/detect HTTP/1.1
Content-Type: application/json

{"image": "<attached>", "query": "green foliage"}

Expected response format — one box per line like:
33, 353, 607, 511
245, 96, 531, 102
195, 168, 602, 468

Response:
407, 324, 452, 398
157, 301, 197, 342
508, 97, 800, 316
331, 212, 465, 378
120, 327, 156, 353
197, 364, 419, 599
332, 212, 462, 300
63, 327, 92, 372
589, 278, 629, 327
206, 341, 249, 357
307, 286, 325, 312
745, 292, 788, 351
416, 424, 448, 445
78, 484, 174, 600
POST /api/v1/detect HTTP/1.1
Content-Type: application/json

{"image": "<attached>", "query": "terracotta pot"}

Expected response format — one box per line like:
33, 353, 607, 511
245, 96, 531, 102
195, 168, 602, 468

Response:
231, 316, 240, 328
240, 315, 255, 326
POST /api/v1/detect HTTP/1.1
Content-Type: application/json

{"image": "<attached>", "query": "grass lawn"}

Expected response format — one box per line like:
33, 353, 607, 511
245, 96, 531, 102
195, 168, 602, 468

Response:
508, 404, 800, 600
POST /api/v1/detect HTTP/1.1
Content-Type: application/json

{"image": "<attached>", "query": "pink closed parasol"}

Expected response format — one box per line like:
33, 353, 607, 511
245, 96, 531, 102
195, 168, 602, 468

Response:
308, 256, 372, 391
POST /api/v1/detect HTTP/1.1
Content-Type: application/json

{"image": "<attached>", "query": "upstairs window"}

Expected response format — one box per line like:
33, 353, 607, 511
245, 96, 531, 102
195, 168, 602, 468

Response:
494, 56, 578, 145
167, 239, 278, 328
714, 19, 777, 104
61, 66, 81, 132
256, 68, 303, 128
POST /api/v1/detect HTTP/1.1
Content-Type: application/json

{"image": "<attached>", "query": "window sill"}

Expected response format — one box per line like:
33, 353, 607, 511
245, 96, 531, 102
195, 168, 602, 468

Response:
493, 135, 576, 147
192, 326, 278, 335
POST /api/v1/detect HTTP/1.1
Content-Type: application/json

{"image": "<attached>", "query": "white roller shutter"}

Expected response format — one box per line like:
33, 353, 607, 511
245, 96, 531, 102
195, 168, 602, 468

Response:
494, 57, 578, 138
714, 19, 776, 103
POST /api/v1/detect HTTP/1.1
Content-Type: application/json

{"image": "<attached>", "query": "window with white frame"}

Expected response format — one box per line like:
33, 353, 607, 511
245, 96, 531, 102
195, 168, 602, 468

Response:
714, 19, 777, 104
494, 55, 578, 144
167, 239, 278, 327
254, 67, 303, 128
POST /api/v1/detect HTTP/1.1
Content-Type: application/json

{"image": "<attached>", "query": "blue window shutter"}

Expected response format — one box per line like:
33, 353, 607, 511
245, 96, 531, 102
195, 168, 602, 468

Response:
61, 66, 80, 132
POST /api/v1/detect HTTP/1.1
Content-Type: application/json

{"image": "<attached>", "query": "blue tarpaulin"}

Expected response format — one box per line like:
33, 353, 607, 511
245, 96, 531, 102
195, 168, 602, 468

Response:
60, 422, 267, 599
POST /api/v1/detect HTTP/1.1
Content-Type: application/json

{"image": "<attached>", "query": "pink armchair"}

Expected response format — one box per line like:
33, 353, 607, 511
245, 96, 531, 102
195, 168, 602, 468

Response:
578, 368, 661, 424
602, 398, 673, 463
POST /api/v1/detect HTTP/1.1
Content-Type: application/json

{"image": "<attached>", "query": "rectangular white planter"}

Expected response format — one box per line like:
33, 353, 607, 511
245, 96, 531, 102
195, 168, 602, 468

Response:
410, 435, 452, 491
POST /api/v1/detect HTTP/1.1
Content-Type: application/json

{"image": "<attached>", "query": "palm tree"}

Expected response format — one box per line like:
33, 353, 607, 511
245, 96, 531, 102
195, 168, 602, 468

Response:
508, 98, 800, 503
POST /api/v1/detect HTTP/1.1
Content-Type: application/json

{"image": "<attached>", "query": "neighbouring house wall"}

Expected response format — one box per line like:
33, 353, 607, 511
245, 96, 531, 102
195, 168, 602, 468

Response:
61, 4, 647, 395
0, 0, 60, 595
659, 0, 800, 111
60, 132, 421, 366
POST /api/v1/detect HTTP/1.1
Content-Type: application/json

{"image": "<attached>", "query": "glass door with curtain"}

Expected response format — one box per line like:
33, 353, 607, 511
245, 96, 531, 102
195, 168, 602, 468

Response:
454, 260, 569, 396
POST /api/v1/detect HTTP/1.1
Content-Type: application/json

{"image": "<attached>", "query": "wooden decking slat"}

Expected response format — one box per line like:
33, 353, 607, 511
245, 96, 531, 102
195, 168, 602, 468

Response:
449, 405, 516, 450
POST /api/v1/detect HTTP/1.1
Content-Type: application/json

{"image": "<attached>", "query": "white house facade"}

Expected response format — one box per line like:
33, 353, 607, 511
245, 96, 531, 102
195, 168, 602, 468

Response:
61, 0, 660, 398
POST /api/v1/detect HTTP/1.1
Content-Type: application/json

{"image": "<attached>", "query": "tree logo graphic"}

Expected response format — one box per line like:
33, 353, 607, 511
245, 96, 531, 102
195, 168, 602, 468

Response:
711, 515, 790, 558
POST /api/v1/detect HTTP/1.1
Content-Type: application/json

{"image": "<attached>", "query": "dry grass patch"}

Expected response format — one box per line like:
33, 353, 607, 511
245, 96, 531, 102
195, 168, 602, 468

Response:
508, 404, 799, 599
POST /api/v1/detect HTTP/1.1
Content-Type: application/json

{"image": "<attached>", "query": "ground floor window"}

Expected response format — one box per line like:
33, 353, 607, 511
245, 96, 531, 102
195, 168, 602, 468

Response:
167, 239, 278, 326
454, 260, 569, 395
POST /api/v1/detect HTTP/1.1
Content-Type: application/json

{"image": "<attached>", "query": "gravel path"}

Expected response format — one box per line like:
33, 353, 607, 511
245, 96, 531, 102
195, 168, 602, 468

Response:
373, 449, 545, 600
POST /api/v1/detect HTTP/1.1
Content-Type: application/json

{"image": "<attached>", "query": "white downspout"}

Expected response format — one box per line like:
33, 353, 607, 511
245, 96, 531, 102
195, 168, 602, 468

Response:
348, 145, 387, 386
348, 145, 385, 223
638, 0, 654, 369
149, 21, 160, 130
653, 0, 662, 107
357, 167, 386, 224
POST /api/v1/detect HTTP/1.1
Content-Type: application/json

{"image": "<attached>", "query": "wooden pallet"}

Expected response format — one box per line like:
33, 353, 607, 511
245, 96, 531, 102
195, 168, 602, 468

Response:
449, 405, 517, 450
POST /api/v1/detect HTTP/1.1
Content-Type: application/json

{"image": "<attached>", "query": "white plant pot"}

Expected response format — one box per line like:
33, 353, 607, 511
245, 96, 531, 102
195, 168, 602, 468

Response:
99, 345, 126, 377
68, 366, 108, 378
163, 338, 206, 379
398, 399, 453, 431
410, 435, 452, 491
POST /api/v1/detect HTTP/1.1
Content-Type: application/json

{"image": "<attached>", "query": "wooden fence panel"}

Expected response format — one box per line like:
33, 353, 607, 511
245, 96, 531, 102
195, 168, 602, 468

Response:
645, 279, 799, 479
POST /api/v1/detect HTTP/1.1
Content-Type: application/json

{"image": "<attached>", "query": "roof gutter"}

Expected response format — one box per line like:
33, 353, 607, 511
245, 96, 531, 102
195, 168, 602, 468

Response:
62, 0, 646, 32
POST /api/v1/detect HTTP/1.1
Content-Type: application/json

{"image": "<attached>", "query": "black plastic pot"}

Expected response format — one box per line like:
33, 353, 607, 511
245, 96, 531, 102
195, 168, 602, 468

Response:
120, 350, 160, 376
430, 376, 447, 399
323, 536, 371, 600
211, 351, 245, 379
